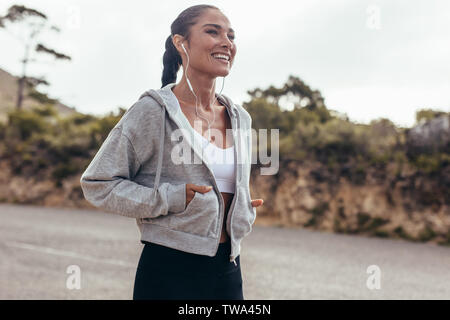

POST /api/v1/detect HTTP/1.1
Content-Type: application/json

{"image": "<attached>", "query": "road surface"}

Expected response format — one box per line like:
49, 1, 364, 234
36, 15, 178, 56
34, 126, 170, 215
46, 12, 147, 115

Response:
0, 203, 449, 299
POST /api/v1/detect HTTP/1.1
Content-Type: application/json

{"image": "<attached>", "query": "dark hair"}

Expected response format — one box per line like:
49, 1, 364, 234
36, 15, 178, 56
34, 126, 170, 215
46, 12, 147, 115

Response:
161, 4, 219, 88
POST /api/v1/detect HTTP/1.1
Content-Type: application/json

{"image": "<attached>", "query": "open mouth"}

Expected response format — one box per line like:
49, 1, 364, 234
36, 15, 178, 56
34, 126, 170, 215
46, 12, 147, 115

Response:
211, 53, 230, 64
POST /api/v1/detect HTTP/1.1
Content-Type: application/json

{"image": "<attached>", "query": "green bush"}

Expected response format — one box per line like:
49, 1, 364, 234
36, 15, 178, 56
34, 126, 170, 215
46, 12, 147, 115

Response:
1, 75, 448, 199
244, 78, 448, 184
6, 108, 49, 140
393, 226, 414, 240
1, 103, 123, 179
412, 153, 447, 174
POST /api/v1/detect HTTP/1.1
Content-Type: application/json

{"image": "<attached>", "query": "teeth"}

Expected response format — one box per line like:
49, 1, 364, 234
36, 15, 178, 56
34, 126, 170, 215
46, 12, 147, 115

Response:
212, 54, 230, 61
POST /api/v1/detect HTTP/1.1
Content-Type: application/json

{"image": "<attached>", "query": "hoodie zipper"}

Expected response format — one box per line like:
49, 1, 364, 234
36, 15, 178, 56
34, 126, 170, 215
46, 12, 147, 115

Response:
227, 114, 240, 266
214, 108, 239, 266
206, 166, 238, 267
227, 185, 238, 266
214, 185, 237, 267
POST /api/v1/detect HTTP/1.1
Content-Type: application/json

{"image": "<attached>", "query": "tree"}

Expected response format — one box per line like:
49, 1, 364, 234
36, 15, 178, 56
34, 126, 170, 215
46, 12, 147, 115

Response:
246, 75, 326, 111
245, 75, 332, 130
0, 5, 71, 109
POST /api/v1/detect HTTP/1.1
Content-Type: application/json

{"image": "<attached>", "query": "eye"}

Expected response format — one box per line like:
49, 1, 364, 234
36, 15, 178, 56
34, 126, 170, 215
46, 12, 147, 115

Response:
206, 29, 235, 41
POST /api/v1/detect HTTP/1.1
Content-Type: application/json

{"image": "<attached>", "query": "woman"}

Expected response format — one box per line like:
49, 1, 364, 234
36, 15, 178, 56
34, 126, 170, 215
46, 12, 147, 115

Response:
80, 4, 263, 300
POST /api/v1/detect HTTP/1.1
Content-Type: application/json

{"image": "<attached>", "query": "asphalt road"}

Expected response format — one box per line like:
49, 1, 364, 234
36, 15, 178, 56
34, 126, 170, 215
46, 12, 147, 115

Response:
0, 203, 449, 299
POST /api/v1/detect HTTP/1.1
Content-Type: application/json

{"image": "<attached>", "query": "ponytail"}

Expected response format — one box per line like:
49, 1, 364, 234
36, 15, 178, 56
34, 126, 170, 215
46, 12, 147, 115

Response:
161, 35, 182, 88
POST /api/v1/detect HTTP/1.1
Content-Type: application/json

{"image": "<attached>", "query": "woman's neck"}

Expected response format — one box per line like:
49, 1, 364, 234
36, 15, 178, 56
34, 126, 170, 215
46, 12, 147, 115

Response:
172, 77, 217, 112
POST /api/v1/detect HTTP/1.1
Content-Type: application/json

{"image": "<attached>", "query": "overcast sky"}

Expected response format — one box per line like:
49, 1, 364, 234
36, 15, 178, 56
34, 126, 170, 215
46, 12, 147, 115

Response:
1, 0, 449, 128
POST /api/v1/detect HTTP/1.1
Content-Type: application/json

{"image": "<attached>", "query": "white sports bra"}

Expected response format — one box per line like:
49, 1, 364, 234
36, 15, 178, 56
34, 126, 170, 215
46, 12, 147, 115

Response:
192, 129, 236, 194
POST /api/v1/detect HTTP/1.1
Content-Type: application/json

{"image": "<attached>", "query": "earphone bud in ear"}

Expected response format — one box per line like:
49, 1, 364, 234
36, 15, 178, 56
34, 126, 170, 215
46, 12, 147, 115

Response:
180, 42, 194, 92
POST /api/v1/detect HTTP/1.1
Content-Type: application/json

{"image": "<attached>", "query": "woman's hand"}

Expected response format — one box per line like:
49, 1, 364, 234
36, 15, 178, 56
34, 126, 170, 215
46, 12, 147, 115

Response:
185, 183, 213, 208
251, 199, 264, 207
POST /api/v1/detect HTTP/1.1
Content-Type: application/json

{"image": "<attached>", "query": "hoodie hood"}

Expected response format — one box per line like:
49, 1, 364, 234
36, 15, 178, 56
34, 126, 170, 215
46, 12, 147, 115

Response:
138, 82, 238, 118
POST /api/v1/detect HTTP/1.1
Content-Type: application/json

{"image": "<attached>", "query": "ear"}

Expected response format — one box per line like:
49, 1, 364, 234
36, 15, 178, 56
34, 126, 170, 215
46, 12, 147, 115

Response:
172, 34, 184, 53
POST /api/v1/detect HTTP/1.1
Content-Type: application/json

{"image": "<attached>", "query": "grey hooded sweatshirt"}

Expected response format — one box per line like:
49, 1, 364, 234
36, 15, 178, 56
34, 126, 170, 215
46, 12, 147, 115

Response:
79, 82, 255, 265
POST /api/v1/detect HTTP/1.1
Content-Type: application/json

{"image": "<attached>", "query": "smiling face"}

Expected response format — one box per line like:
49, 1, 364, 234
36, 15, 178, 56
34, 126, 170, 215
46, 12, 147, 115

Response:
174, 9, 237, 78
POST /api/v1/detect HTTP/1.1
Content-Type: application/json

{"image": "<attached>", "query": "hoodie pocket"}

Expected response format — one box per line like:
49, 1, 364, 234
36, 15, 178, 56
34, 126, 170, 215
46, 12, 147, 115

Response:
230, 186, 256, 240
140, 214, 171, 228
169, 190, 219, 238
246, 187, 257, 225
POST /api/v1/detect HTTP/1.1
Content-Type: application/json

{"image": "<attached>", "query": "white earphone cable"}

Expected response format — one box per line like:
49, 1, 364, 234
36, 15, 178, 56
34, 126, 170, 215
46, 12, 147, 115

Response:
182, 42, 225, 143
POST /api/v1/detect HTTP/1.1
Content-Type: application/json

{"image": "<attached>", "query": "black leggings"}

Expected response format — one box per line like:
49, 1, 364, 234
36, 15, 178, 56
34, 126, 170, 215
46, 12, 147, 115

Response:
133, 240, 244, 300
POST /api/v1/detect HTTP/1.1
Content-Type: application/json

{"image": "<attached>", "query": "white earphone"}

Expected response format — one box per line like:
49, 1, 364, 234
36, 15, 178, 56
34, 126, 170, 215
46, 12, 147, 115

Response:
180, 43, 194, 92
178, 40, 226, 143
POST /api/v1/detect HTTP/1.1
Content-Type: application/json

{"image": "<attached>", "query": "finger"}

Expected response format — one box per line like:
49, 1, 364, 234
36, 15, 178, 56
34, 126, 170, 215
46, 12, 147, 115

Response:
192, 184, 213, 193
251, 199, 264, 207
185, 184, 196, 201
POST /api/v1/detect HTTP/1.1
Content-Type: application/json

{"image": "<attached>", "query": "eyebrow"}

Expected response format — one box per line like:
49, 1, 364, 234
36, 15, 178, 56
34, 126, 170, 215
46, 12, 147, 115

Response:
202, 23, 235, 33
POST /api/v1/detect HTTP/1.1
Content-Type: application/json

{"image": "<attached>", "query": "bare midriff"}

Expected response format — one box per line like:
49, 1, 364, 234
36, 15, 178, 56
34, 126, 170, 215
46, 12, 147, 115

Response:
220, 192, 234, 243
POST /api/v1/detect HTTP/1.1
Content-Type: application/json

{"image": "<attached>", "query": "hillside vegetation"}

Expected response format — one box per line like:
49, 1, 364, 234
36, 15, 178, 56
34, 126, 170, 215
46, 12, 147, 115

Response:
0, 75, 448, 245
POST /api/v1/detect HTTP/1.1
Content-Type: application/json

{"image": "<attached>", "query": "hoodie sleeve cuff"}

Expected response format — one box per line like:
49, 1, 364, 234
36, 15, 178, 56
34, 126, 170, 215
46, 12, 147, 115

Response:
167, 183, 186, 213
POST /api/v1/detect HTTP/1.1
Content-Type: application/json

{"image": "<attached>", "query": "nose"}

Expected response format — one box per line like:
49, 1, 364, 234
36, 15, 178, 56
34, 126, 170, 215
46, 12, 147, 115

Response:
220, 35, 234, 52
